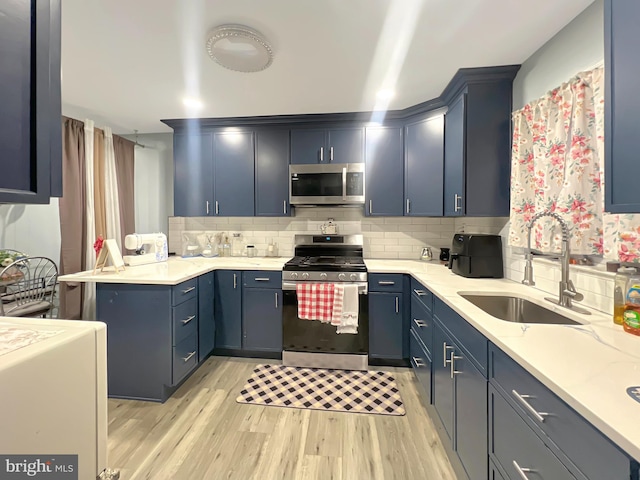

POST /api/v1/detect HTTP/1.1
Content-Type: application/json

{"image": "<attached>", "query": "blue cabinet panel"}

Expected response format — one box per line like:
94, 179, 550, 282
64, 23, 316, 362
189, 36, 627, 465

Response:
172, 333, 198, 385
411, 295, 432, 356
198, 272, 215, 362
369, 292, 404, 359
290, 129, 326, 164
214, 132, 255, 216
172, 298, 198, 345
365, 126, 404, 216
489, 459, 507, 480
405, 114, 444, 216
328, 128, 364, 164
242, 270, 282, 289
444, 94, 466, 216
605, 0, 640, 212
368, 273, 404, 293
291, 128, 363, 164
214, 270, 242, 349
173, 132, 213, 216
242, 288, 282, 352
432, 322, 454, 440
255, 129, 290, 216
410, 328, 432, 403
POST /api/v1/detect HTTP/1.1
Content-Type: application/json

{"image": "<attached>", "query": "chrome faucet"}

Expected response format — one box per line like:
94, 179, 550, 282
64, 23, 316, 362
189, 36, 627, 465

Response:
522, 210, 590, 314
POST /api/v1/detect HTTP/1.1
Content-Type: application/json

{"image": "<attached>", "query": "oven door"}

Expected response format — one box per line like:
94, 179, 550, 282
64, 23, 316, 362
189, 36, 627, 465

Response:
282, 281, 368, 355
289, 163, 365, 205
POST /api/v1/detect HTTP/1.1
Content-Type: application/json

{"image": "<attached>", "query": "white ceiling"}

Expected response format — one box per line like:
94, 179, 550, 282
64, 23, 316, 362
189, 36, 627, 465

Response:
61, 0, 595, 133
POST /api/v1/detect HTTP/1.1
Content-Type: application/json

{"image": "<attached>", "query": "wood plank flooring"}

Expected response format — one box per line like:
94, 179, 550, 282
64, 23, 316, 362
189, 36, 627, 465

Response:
107, 357, 457, 480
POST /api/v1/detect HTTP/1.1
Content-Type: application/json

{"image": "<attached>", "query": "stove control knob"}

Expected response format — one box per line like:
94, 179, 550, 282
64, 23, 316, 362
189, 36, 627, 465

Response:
302, 273, 310, 280
320, 273, 328, 280
338, 273, 346, 281
290, 272, 298, 279
350, 273, 358, 281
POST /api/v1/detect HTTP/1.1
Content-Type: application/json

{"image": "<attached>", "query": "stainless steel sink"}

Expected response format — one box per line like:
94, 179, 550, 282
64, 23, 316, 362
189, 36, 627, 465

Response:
459, 294, 581, 325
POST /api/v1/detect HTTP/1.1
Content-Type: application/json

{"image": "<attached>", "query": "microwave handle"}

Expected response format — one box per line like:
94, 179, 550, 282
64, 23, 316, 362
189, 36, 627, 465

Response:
342, 167, 347, 200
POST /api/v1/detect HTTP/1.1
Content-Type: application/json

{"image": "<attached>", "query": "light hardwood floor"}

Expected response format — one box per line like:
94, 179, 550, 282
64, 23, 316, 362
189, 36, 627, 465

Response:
107, 356, 457, 480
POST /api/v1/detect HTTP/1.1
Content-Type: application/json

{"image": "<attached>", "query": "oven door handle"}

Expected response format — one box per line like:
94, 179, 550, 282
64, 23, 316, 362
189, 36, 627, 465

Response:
282, 281, 368, 294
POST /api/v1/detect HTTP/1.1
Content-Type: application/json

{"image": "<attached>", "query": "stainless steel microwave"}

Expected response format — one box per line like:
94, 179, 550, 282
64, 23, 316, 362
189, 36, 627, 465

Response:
289, 163, 365, 206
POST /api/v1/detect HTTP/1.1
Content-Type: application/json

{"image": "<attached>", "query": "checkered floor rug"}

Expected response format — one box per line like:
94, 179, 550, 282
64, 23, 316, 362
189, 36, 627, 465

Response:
236, 364, 405, 416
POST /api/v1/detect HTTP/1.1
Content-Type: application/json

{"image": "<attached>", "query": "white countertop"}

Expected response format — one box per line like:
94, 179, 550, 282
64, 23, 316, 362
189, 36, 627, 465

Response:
59, 256, 640, 460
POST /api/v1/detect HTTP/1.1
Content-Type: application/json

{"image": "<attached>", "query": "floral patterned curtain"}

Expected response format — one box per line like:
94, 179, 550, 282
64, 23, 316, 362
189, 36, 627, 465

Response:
509, 67, 640, 262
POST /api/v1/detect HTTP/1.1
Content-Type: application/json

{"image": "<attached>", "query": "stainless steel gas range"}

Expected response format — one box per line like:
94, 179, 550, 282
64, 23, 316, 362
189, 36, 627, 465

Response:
282, 234, 369, 370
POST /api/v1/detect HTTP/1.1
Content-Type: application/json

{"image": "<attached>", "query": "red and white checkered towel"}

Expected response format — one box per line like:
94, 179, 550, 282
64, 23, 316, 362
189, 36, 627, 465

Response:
296, 283, 336, 323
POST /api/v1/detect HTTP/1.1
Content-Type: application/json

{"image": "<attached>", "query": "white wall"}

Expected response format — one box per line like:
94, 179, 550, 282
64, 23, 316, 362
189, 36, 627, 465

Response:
512, 0, 603, 110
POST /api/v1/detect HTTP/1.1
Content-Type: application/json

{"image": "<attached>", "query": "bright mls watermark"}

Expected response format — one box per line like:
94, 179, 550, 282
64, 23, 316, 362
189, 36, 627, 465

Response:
0, 455, 77, 479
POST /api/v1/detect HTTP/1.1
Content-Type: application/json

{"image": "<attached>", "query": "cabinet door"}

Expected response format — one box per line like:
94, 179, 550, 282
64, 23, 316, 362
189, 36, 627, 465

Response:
405, 115, 444, 216
605, 0, 640, 212
243, 288, 283, 352
365, 126, 404, 216
454, 351, 488, 480
214, 131, 255, 216
444, 94, 466, 216
214, 271, 242, 349
432, 322, 454, 440
290, 129, 326, 164
327, 128, 364, 163
0, 0, 57, 203
173, 132, 213, 216
255, 129, 290, 216
198, 272, 215, 362
369, 292, 403, 359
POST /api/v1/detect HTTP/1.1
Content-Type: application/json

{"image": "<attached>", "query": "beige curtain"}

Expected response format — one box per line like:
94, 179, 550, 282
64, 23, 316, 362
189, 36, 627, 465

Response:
93, 128, 107, 240
58, 117, 85, 320
114, 135, 135, 249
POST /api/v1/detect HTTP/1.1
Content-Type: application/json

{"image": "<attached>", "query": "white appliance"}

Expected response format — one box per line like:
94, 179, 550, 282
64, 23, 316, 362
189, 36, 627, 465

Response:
0, 317, 114, 479
123, 232, 168, 266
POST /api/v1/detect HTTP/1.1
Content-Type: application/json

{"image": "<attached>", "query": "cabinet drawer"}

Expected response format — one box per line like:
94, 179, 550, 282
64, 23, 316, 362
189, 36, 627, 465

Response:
490, 385, 575, 480
242, 270, 282, 289
368, 273, 404, 292
172, 278, 197, 306
410, 277, 432, 311
490, 345, 631, 480
410, 328, 431, 402
410, 295, 432, 355
434, 297, 487, 376
172, 333, 197, 386
172, 297, 197, 346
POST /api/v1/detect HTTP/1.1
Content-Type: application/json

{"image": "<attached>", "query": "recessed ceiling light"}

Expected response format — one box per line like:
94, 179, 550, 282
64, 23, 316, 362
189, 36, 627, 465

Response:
183, 97, 203, 109
376, 89, 395, 100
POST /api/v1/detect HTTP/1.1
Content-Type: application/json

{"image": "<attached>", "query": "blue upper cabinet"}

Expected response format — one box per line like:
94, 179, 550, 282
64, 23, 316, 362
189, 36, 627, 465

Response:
444, 95, 466, 216
173, 131, 214, 217
214, 131, 255, 216
365, 126, 404, 216
290, 127, 364, 164
405, 114, 445, 216
605, 0, 640, 212
255, 129, 290, 216
0, 0, 61, 204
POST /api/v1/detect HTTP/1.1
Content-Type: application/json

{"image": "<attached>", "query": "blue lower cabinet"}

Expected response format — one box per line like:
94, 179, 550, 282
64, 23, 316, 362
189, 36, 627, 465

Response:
173, 334, 198, 385
369, 292, 404, 360
489, 459, 507, 480
198, 272, 215, 362
432, 322, 455, 440
242, 288, 282, 352
409, 328, 431, 402
214, 270, 242, 349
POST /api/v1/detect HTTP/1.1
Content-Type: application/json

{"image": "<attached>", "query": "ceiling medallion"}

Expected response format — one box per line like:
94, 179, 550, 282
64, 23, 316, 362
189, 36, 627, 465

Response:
206, 24, 274, 73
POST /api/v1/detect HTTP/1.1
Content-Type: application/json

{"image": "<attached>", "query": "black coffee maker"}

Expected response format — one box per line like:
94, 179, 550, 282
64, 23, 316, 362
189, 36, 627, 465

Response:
448, 233, 503, 278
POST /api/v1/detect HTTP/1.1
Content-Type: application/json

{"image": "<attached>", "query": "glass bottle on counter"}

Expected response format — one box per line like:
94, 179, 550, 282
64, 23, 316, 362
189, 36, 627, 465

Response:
614, 267, 637, 325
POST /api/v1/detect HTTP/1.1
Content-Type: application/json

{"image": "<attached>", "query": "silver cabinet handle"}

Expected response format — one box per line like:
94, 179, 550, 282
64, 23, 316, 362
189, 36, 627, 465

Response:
443, 342, 454, 366
412, 356, 425, 367
450, 352, 463, 379
342, 167, 347, 200
233, 273, 237, 289
181, 286, 196, 294
512, 461, 533, 480
182, 351, 196, 363
378, 281, 395, 285
215, 201, 219, 215
206, 200, 210, 215
330, 146, 334, 162
369, 199, 373, 214
413, 289, 426, 296
283, 200, 287, 214
413, 318, 427, 328
320, 146, 324, 162
406, 198, 410, 214
454, 193, 462, 212
275, 292, 278, 309
254, 278, 270, 281
395, 296, 399, 313
511, 390, 549, 423
181, 315, 195, 325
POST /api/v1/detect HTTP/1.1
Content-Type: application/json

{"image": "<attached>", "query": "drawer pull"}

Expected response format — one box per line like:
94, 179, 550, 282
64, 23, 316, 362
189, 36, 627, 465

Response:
413, 289, 426, 296
182, 351, 196, 363
413, 318, 427, 328
450, 353, 463, 379
512, 460, 534, 480
412, 356, 425, 367
512, 389, 549, 423
181, 315, 196, 325
181, 286, 196, 294
254, 277, 270, 281
443, 342, 454, 367
378, 281, 395, 285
